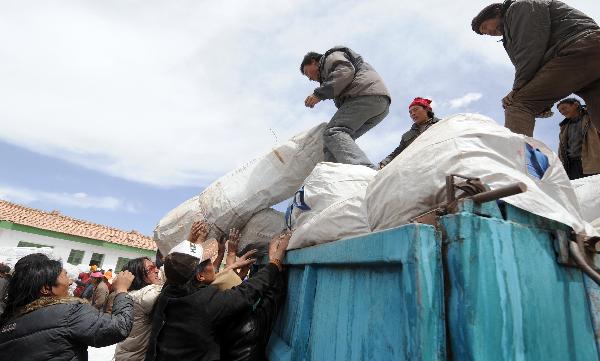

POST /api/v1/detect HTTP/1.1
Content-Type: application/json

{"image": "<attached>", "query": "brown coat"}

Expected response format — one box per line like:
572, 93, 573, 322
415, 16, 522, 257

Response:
91, 280, 110, 311
559, 111, 600, 175
114, 284, 162, 361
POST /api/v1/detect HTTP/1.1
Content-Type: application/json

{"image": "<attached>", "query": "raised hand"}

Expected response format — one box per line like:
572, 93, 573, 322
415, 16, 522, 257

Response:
188, 220, 210, 244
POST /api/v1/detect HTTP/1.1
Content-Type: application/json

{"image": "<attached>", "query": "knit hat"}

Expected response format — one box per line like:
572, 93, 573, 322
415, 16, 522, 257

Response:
471, 3, 503, 34
409, 97, 433, 110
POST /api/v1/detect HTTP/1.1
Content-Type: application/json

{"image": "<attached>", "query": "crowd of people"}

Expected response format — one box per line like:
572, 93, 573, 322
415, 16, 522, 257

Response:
300, 0, 600, 179
0, 220, 290, 361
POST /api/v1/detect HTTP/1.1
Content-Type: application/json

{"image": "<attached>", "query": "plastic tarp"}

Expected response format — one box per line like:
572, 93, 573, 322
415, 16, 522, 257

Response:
287, 162, 376, 249
154, 123, 327, 255
366, 113, 598, 237
571, 174, 600, 229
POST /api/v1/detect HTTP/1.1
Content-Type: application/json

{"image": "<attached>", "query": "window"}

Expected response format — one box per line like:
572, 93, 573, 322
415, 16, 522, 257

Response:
17, 241, 53, 248
115, 257, 130, 272
67, 250, 85, 265
90, 253, 105, 268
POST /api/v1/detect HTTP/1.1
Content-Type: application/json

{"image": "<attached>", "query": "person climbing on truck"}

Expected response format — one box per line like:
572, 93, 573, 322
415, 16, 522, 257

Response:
300, 46, 391, 169
472, 0, 600, 137
379, 97, 440, 168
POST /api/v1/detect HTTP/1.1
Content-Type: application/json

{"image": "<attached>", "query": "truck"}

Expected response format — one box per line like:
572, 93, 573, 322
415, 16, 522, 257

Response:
266, 195, 600, 361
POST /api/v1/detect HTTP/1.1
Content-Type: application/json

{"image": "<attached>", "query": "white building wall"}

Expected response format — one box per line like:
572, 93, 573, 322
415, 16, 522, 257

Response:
0, 227, 151, 271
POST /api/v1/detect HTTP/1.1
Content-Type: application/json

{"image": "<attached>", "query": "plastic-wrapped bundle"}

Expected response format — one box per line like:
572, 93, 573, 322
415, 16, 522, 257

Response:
366, 113, 598, 237
286, 162, 376, 249
154, 123, 327, 255
571, 174, 600, 229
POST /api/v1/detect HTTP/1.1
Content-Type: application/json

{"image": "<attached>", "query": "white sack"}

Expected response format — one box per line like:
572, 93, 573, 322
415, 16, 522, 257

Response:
286, 162, 376, 230
367, 113, 598, 237
571, 174, 600, 225
287, 162, 376, 249
154, 195, 203, 255
238, 208, 285, 257
154, 123, 326, 254
288, 188, 370, 250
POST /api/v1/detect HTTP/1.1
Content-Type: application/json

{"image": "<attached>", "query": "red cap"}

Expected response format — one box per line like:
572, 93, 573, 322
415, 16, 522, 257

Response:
409, 97, 432, 110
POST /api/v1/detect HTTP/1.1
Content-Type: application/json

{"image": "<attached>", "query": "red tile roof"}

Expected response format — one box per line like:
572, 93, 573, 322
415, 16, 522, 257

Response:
0, 199, 156, 251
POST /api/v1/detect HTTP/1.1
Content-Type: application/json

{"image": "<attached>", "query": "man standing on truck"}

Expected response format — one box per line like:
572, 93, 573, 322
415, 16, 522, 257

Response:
471, 1, 600, 137
556, 98, 600, 179
300, 46, 391, 169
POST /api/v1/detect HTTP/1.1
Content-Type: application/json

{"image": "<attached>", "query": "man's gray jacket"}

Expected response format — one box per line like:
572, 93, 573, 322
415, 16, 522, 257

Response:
313, 46, 391, 108
502, 0, 600, 90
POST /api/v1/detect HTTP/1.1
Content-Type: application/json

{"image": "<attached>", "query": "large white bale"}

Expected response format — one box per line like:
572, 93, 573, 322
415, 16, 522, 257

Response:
238, 208, 285, 257
288, 188, 370, 250
366, 113, 598, 237
154, 123, 326, 254
286, 162, 376, 230
286, 162, 376, 249
571, 174, 600, 226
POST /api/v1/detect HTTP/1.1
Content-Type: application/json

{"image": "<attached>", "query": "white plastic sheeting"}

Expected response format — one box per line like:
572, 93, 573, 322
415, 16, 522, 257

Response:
287, 162, 376, 249
154, 123, 327, 255
366, 113, 598, 237
288, 188, 370, 250
287, 162, 375, 229
571, 174, 600, 228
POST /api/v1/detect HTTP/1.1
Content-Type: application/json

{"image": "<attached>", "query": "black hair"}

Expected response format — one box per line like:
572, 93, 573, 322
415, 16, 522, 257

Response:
183, 259, 211, 293
1, 254, 62, 322
0, 263, 10, 274
155, 249, 164, 269
300, 52, 323, 74
471, 3, 503, 34
121, 257, 152, 291
163, 253, 210, 287
427, 110, 435, 119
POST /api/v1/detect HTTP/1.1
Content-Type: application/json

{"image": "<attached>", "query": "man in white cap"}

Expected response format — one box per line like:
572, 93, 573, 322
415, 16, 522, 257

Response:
145, 219, 290, 361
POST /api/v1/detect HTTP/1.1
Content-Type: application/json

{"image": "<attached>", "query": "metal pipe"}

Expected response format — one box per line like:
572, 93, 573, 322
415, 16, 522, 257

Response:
469, 182, 527, 204
569, 241, 600, 286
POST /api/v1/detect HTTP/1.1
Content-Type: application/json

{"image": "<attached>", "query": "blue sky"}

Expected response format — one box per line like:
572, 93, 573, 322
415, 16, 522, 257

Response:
1, 0, 599, 236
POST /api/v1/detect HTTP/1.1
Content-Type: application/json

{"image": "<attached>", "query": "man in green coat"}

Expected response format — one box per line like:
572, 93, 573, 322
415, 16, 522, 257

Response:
472, 0, 600, 137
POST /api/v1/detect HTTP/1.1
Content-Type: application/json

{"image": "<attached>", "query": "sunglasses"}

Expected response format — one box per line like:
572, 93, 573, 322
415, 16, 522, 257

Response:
143, 264, 158, 276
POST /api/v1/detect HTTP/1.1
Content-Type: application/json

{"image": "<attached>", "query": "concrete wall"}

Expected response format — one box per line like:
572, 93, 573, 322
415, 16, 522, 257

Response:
0, 227, 151, 271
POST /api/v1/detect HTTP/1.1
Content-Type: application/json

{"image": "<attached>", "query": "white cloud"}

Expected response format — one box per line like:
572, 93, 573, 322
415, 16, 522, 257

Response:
449, 93, 483, 109
0, 1, 598, 187
0, 186, 139, 213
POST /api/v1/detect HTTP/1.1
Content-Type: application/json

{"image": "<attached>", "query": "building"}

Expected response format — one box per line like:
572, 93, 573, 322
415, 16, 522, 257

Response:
0, 199, 156, 271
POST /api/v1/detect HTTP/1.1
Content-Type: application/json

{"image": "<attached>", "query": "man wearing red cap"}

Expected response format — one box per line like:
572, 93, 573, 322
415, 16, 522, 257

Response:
379, 97, 440, 168
472, 1, 600, 136
300, 46, 391, 169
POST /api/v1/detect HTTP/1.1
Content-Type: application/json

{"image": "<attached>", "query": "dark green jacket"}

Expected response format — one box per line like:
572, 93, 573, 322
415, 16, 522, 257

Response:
501, 0, 599, 90
380, 117, 440, 167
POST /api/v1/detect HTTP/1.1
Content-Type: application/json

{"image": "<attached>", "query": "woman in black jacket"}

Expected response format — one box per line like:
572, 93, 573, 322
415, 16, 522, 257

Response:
0, 253, 136, 361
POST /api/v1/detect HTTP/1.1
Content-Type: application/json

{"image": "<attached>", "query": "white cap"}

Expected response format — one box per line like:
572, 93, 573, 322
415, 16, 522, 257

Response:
168, 239, 219, 263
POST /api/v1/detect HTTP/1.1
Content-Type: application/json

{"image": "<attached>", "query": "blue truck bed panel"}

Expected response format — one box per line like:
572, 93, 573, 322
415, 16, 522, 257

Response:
268, 201, 599, 360
442, 206, 597, 361
268, 224, 446, 361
